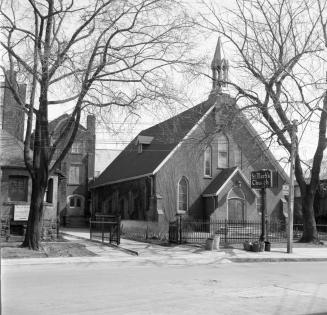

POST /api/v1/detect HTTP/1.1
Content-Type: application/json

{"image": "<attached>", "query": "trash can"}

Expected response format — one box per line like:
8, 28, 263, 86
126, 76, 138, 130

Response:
205, 237, 214, 250
264, 241, 271, 252
213, 235, 220, 250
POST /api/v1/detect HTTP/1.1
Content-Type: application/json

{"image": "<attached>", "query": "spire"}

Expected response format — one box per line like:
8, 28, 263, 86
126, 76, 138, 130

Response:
211, 37, 222, 70
211, 37, 229, 92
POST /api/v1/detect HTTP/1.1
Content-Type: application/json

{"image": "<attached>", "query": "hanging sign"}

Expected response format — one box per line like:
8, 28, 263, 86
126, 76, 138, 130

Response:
251, 170, 273, 189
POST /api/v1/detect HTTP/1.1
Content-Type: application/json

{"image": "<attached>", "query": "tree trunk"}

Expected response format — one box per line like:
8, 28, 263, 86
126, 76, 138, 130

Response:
300, 190, 318, 242
21, 176, 47, 250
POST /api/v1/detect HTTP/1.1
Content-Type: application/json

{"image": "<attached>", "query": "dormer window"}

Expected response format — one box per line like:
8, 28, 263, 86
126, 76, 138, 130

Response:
135, 135, 154, 154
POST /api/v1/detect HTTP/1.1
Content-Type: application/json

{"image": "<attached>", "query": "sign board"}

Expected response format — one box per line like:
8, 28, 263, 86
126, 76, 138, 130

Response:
282, 184, 289, 196
14, 204, 30, 221
250, 170, 273, 189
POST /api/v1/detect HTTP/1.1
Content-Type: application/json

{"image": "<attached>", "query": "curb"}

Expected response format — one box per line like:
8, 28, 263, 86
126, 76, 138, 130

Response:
229, 257, 327, 263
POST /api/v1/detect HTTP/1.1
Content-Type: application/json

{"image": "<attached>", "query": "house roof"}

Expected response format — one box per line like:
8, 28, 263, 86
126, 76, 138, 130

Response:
0, 129, 31, 168
92, 98, 216, 188
92, 91, 290, 189
202, 167, 237, 196
202, 167, 259, 197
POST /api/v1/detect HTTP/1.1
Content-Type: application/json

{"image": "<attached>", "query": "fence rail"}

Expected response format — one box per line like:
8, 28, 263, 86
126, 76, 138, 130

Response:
89, 215, 121, 245
169, 218, 327, 245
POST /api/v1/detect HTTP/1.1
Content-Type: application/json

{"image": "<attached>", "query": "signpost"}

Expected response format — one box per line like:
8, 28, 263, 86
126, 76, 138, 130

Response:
251, 170, 273, 242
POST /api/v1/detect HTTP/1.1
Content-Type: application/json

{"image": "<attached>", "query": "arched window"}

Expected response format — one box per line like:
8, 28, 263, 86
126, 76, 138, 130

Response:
178, 177, 189, 212
68, 195, 84, 208
204, 146, 212, 177
218, 134, 229, 168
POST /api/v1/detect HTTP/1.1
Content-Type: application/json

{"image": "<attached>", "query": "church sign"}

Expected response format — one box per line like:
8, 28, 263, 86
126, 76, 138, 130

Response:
250, 170, 273, 189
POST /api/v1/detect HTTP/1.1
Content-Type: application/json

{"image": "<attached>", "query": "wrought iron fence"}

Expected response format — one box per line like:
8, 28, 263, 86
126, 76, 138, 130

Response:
89, 214, 121, 245
169, 218, 327, 245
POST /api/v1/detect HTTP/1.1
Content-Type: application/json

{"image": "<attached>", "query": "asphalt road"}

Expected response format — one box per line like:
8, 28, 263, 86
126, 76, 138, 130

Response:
2, 261, 327, 315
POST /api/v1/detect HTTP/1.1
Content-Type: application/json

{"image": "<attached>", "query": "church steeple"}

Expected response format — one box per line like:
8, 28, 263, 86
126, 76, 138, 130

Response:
211, 37, 229, 92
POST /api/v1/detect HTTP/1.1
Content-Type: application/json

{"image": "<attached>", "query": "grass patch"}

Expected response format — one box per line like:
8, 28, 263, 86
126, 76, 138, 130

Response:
1, 241, 97, 259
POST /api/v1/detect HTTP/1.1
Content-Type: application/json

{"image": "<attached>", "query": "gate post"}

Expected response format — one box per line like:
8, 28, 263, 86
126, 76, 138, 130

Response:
178, 215, 182, 244
101, 217, 104, 243
224, 219, 228, 244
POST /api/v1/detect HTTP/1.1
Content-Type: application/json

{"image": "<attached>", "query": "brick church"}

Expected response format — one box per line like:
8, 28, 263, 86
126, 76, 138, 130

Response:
90, 38, 289, 232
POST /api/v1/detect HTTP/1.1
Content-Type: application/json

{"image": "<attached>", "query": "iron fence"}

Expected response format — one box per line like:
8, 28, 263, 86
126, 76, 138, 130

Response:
169, 218, 327, 245
90, 214, 121, 245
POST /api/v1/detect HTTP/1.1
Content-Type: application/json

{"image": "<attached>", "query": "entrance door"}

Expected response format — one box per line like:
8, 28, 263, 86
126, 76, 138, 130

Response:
228, 198, 245, 221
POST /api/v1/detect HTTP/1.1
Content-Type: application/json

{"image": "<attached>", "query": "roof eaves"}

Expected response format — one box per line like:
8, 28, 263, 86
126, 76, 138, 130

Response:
152, 105, 215, 175
238, 112, 290, 183
91, 173, 153, 189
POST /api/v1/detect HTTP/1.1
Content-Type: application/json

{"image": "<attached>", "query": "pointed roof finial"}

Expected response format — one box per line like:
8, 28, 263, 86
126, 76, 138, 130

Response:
211, 37, 222, 70
211, 36, 229, 92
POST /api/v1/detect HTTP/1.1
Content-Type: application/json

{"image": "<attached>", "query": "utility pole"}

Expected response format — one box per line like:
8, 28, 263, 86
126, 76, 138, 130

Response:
259, 188, 266, 242
287, 120, 298, 254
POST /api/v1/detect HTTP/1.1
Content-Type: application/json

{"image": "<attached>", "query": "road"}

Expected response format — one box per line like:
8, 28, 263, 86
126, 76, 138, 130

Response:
2, 261, 327, 315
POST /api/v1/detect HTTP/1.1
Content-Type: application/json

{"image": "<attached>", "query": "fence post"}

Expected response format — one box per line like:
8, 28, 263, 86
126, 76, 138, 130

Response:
89, 218, 92, 240
224, 219, 228, 244
117, 215, 121, 245
266, 219, 269, 242
178, 215, 182, 244
102, 217, 104, 243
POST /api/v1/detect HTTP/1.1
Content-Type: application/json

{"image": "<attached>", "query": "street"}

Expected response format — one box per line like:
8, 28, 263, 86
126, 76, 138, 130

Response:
2, 261, 327, 315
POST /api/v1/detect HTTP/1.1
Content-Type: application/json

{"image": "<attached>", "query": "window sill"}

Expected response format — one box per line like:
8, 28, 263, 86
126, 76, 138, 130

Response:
204, 175, 212, 179
176, 210, 187, 215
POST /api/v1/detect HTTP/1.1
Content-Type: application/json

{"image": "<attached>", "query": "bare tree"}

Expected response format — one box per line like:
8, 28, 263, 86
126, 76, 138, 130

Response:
0, 0, 196, 249
200, 0, 327, 242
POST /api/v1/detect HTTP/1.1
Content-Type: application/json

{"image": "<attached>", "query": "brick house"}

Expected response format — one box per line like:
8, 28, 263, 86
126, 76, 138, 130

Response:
90, 40, 289, 231
49, 114, 96, 227
0, 73, 58, 239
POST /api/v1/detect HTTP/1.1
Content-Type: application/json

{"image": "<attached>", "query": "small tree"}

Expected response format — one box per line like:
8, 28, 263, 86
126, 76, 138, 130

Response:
200, 0, 327, 242
0, 0, 196, 249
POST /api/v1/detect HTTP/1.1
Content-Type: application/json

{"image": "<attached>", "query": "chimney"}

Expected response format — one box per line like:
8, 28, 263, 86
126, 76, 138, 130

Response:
1, 70, 26, 141
87, 114, 96, 136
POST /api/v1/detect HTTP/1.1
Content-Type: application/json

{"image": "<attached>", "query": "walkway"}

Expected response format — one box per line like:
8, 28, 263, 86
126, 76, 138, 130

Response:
3, 227, 327, 266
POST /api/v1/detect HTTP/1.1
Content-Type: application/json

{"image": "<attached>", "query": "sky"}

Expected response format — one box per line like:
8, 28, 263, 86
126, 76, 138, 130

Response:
48, 0, 323, 175
1, 0, 324, 175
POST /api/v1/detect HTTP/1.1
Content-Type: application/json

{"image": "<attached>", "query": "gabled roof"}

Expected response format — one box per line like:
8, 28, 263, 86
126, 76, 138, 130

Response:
202, 167, 259, 197
49, 113, 87, 135
92, 91, 289, 189
92, 98, 216, 188
202, 167, 237, 196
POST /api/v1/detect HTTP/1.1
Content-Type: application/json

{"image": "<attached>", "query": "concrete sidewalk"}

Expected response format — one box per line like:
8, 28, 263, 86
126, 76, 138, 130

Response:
3, 228, 327, 266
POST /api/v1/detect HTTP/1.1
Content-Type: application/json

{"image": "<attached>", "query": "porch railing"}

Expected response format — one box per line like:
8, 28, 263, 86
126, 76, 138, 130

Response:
89, 214, 121, 245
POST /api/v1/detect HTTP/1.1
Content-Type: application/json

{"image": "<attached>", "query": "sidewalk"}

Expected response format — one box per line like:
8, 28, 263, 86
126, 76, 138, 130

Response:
3, 228, 327, 266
